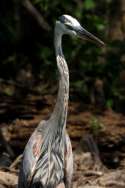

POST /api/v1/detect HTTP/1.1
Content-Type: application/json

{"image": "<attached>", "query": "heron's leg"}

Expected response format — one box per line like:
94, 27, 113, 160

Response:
56, 182, 65, 188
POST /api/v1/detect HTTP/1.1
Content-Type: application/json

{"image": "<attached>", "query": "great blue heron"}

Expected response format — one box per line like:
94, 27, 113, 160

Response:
18, 15, 104, 188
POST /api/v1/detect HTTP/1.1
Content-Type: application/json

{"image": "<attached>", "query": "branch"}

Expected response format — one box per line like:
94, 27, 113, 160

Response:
0, 128, 15, 158
0, 170, 18, 187
81, 134, 104, 171
22, 0, 51, 31
9, 155, 22, 170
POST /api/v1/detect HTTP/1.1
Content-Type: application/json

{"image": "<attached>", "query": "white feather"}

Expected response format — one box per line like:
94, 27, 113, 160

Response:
64, 14, 81, 27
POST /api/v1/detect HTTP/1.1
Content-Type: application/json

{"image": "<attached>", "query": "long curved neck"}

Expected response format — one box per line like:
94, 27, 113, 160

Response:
50, 27, 69, 132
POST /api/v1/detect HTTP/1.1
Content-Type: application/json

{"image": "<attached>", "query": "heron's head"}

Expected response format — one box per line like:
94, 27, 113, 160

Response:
56, 14, 104, 47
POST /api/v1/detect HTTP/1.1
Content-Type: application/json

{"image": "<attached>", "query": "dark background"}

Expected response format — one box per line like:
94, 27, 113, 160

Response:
0, 0, 125, 113
1, 1, 125, 187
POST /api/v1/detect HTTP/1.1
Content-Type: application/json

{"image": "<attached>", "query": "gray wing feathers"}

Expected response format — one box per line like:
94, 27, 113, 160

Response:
18, 121, 73, 188
18, 121, 45, 188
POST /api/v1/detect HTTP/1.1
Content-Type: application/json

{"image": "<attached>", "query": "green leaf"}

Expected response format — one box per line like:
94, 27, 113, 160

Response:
106, 99, 113, 109
84, 0, 95, 10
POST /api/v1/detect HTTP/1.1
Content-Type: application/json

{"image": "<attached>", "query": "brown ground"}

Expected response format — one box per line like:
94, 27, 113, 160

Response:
0, 93, 125, 187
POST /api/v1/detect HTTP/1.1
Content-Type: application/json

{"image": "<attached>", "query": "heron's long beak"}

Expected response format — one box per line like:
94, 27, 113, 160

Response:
76, 26, 105, 47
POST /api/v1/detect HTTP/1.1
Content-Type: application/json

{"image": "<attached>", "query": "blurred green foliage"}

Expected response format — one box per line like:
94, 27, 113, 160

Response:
90, 116, 104, 136
0, 0, 125, 112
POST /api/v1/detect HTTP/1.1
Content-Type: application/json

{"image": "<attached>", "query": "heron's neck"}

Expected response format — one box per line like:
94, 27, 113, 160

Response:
50, 30, 69, 132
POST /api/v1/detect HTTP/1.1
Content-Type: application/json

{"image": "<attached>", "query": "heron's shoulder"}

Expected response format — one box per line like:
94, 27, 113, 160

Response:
23, 121, 46, 155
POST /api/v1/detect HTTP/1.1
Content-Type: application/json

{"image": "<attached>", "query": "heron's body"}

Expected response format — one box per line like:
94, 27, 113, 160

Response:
18, 15, 104, 188
18, 123, 73, 188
